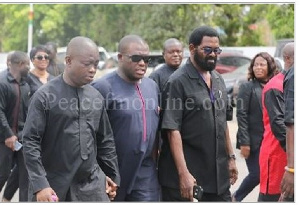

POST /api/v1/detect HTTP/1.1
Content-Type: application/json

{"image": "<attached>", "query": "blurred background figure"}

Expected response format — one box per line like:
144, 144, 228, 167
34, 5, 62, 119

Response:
45, 42, 64, 76
27, 45, 54, 97
0, 51, 19, 203
258, 42, 294, 202
233, 52, 277, 202
280, 42, 294, 202
149, 38, 183, 92
0, 51, 31, 201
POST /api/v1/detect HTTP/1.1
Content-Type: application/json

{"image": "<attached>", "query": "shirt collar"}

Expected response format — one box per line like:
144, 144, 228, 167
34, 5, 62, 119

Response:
7, 70, 27, 85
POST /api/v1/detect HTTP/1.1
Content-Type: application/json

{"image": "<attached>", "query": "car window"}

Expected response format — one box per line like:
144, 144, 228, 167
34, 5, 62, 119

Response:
99, 52, 108, 62
218, 56, 251, 67
148, 55, 165, 68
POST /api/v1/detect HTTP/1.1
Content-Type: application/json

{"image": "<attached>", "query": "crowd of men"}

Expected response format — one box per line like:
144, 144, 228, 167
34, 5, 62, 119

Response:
0, 25, 294, 202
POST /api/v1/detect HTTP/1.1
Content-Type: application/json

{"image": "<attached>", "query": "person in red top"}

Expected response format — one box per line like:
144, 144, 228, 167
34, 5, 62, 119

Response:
258, 42, 294, 201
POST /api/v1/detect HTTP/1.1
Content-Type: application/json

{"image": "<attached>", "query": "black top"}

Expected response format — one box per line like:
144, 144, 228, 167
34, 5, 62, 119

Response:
47, 61, 65, 76
149, 64, 177, 92
26, 72, 55, 97
263, 72, 286, 151
158, 58, 232, 195
236, 80, 264, 151
283, 66, 294, 125
22, 76, 120, 200
0, 70, 30, 142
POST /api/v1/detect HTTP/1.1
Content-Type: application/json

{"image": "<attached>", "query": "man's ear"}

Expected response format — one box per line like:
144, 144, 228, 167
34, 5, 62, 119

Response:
189, 44, 196, 55
65, 55, 71, 65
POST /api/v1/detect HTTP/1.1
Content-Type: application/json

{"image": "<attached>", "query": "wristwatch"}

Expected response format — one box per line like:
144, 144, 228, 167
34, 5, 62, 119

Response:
228, 154, 236, 160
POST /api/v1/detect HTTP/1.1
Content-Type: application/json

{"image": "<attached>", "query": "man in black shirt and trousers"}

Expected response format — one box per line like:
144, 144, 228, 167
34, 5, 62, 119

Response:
0, 51, 31, 201
158, 26, 238, 202
22, 36, 120, 202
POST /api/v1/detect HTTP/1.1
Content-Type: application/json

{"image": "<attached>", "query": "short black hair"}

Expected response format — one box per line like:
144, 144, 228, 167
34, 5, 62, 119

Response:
10, 51, 29, 64
188, 26, 219, 46
30, 45, 49, 60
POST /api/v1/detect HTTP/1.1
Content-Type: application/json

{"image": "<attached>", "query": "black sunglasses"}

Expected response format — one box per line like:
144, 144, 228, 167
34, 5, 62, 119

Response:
34, 55, 49, 60
125, 54, 151, 63
200, 47, 222, 55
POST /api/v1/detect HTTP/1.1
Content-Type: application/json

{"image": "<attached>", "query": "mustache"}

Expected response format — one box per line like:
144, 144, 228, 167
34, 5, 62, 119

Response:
205, 56, 216, 61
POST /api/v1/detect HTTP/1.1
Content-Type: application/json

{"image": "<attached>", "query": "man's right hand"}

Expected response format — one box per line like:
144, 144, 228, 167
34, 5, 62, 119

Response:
4, 135, 18, 151
178, 171, 196, 201
36, 187, 59, 202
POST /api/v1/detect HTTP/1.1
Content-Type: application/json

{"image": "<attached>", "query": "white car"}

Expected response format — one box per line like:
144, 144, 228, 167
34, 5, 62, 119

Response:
57, 46, 110, 69
0, 53, 8, 72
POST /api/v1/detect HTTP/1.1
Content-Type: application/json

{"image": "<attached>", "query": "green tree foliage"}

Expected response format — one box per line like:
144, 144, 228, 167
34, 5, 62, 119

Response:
213, 4, 244, 46
0, 3, 294, 52
266, 4, 294, 39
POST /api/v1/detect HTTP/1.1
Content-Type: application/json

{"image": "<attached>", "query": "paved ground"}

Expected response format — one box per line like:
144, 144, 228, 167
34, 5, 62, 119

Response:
228, 108, 259, 202
1, 108, 259, 202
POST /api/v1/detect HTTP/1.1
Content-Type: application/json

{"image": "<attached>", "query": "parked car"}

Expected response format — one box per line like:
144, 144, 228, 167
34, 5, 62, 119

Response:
100, 54, 118, 70
222, 63, 250, 106
0, 53, 8, 72
57, 46, 110, 69
216, 52, 251, 74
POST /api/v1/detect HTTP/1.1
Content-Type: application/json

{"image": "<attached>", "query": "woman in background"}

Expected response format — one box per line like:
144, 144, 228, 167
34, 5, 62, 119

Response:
27, 45, 54, 97
232, 52, 277, 202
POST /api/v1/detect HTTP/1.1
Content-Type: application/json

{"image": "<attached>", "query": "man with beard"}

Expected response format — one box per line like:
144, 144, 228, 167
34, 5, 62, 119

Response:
0, 51, 31, 201
158, 26, 238, 201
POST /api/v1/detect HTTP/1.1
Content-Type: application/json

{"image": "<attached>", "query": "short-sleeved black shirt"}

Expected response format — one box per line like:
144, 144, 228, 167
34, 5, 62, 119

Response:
158, 59, 232, 195
283, 66, 294, 125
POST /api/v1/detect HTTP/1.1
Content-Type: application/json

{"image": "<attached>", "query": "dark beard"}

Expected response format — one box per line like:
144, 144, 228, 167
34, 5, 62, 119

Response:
21, 70, 29, 78
194, 54, 216, 71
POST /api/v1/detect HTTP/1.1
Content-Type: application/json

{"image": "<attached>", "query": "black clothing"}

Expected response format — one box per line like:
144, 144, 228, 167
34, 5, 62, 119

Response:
161, 186, 231, 201
0, 143, 14, 193
149, 64, 177, 92
47, 61, 64, 77
26, 72, 55, 98
264, 75, 286, 150
258, 193, 281, 201
283, 66, 294, 125
0, 70, 30, 201
236, 80, 264, 151
158, 59, 232, 196
0, 70, 30, 142
22, 75, 120, 201
3, 163, 19, 200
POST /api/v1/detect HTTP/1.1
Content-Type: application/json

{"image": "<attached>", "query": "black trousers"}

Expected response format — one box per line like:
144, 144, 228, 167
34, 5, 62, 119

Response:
258, 192, 280, 201
0, 142, 14, 192
3, 163, 19, 200
161, 186, 231, 202
16, 149, 29, 202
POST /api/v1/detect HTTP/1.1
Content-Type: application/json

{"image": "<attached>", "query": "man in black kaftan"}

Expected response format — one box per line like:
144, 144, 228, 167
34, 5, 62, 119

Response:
22, 36, 120, 202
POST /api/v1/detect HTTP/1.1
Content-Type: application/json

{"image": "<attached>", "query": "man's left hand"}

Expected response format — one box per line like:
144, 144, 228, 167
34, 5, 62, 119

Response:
228, 159, 238, 185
